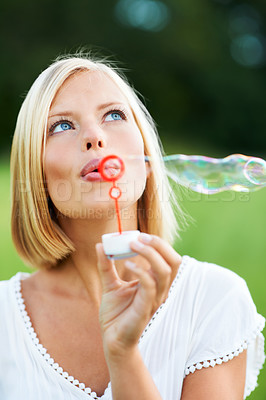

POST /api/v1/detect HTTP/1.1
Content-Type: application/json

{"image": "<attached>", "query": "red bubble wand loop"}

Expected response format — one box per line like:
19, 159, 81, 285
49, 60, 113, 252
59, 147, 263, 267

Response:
99, 154, 140, 260
98, 155, 125, 235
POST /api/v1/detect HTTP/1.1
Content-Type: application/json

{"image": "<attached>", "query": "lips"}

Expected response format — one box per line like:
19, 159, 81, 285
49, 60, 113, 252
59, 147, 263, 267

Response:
80, 158, 103, 182
81, 158, 101, 177
81, 157, 122, 182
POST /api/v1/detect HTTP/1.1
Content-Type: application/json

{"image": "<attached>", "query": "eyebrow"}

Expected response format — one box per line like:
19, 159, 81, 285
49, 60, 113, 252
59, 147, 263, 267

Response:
48, 102, 127, 119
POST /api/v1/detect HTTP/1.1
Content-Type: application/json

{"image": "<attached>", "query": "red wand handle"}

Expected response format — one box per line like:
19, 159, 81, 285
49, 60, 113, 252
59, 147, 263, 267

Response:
109, 182, 122, 234
98, 155, 125, 235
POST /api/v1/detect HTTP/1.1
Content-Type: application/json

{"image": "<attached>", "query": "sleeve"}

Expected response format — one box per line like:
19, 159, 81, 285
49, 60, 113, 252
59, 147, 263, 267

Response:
184, 271, 265, 399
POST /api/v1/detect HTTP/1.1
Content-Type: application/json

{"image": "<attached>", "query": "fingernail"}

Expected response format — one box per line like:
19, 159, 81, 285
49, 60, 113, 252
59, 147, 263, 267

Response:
125, 260, 136, 269
139, 233, 152, 243
131, 240, 144, 251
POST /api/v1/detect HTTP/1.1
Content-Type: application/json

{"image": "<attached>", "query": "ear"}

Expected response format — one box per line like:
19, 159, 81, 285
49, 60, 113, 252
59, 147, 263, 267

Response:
145, 159, 151, 178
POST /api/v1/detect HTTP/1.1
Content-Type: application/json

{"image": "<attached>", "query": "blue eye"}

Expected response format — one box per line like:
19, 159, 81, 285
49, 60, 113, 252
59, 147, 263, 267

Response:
105, 111, 123, 122
52, 122, 72, 134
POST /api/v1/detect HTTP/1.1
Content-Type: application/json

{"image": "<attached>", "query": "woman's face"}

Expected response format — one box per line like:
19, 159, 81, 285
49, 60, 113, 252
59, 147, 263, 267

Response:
44, 70, 147, 219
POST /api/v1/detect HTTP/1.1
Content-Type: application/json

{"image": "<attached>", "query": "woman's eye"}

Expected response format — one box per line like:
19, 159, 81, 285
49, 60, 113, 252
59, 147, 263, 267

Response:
105, 111, 124, 122
52, 122, 72, 134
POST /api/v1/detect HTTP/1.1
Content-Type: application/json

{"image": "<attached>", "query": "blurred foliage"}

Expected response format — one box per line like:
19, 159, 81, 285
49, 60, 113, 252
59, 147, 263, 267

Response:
0, 0, 266, 157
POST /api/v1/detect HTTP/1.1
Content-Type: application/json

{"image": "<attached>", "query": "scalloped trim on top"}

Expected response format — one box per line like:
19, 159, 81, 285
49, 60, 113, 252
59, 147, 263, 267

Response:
184, 318, 265, 399
139, 255, 189, 342
184, 341, 248, 376
13, 275, 110, 400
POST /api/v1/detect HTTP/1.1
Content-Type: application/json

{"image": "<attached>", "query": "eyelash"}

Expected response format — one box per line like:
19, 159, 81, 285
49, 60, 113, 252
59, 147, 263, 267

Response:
48, 108, 128, 135
106, 108, 128, 121
48, 117, 74, 134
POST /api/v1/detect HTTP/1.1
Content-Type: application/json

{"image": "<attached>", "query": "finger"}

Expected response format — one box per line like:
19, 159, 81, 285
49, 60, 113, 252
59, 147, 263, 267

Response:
124, 261, 156, 308
95, 243, 121, 292
129, 241, 171, 297
138, 233, 182, 277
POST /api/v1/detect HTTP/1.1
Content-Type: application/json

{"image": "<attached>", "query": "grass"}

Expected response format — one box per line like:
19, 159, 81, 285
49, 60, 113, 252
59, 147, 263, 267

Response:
0, 158, 265, 399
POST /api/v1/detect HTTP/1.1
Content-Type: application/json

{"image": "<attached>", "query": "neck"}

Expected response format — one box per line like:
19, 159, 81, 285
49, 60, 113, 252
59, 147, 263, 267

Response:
39, 203, 141, 305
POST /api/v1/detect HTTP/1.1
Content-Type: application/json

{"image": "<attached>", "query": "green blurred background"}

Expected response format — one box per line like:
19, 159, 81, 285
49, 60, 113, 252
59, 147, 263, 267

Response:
0, 0, 265, 398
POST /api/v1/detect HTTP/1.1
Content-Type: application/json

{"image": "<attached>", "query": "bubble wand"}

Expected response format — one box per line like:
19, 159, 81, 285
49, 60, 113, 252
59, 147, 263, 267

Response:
98, 155, 125, 234
98, 155, 141, 260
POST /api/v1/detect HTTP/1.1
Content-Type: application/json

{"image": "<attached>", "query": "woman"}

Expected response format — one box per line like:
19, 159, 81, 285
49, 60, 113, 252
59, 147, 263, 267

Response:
0, 54, 264, 399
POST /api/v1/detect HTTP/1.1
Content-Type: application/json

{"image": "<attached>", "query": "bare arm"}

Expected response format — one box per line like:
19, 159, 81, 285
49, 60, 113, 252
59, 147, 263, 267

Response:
181, 350, 247, 400
105, 347, 162, 400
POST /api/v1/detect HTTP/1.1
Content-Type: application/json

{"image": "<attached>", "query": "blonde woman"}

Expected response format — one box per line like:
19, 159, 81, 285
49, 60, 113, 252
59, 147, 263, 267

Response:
0, 54, 264, 400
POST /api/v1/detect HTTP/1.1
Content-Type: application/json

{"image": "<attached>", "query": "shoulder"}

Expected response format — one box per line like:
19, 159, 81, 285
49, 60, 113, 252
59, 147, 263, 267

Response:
0, 276, 13, 299
0, 272, 30, 313
177, 255, 264, 341
0, 272, 23, 290
0, 274, 20, 340
180, 255, 251, 310
0, 272, 31, 338
181, 254, 247, 290
0, 274, 17, 307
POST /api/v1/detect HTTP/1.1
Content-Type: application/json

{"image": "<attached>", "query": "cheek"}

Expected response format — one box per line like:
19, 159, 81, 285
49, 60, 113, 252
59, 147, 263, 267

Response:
131, 129, 144, 153
44, 142, 74, 198
118, 161, 147, 205
117, 124, 144, 154
117, 128, 146, 201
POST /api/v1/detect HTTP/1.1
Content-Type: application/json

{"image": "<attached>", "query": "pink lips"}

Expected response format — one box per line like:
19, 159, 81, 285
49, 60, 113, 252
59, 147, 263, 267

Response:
80, 158, 103, 182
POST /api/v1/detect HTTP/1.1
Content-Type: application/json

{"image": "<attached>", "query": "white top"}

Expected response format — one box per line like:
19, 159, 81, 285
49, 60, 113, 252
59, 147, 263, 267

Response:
0, 255, 265, 400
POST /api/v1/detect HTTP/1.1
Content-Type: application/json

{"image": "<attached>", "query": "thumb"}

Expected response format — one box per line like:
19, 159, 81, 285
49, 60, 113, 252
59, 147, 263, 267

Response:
95, 243, 121, 292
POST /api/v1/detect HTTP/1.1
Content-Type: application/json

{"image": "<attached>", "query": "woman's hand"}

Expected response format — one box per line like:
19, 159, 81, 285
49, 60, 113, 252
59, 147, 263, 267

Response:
95, 233, 182, 358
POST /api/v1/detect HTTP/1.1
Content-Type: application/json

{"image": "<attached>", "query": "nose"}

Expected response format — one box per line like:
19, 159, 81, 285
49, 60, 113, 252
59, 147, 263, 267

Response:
81, 125, 107, 151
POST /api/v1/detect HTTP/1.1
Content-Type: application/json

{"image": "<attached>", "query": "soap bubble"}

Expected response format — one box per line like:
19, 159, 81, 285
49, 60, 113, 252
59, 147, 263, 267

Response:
162, 154, 266, 194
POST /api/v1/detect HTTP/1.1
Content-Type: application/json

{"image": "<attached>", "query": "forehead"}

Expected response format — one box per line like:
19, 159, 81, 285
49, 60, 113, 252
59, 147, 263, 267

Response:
50, 70, 128, 110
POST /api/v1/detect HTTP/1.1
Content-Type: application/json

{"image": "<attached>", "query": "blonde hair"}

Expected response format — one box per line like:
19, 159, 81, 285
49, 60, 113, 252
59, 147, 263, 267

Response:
10, 53, 189, 269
